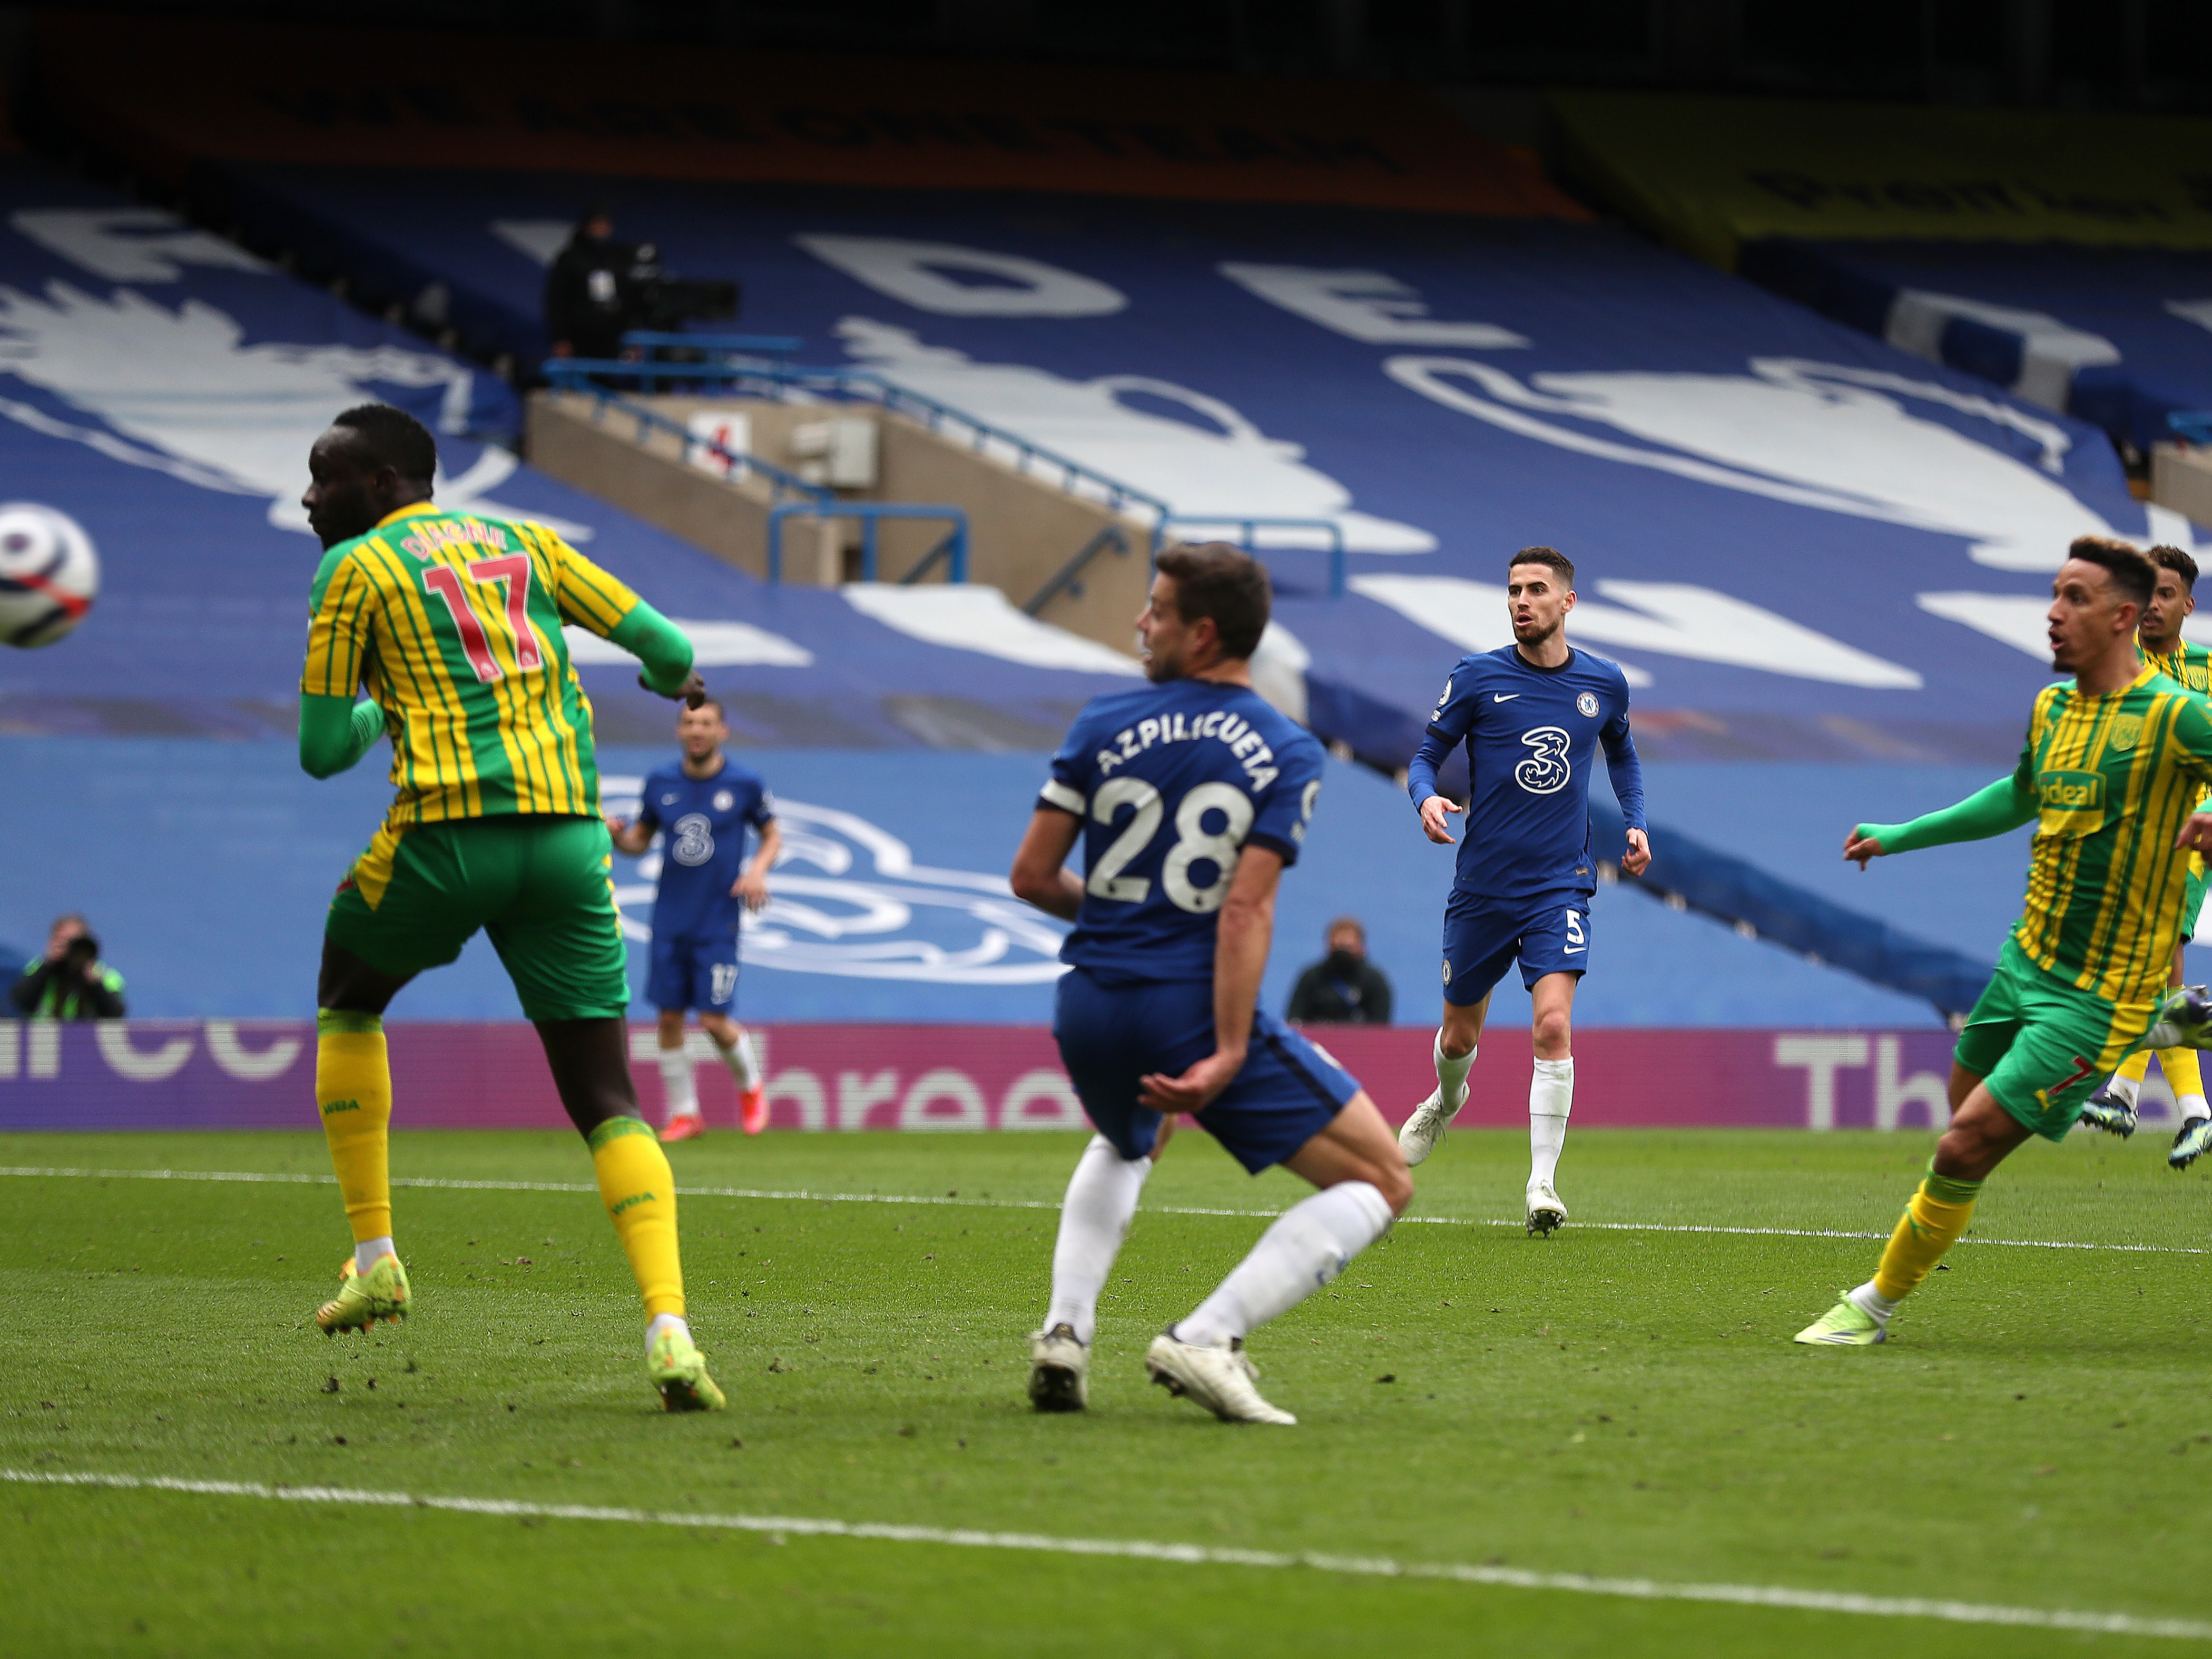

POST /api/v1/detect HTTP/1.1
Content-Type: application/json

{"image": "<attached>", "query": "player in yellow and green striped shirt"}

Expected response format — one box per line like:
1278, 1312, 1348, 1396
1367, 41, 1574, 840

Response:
294, 402, 724, 1412
2080, 544, 2212, 1162
1795, 537, 2212, 1347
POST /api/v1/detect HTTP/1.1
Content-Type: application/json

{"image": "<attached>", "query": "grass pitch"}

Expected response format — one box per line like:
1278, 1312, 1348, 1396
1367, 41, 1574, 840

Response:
4, 1125, 2210, 1657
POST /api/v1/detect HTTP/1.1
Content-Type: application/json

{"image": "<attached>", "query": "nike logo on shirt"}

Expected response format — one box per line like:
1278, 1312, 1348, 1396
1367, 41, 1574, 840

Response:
1493, 693, 1520, 703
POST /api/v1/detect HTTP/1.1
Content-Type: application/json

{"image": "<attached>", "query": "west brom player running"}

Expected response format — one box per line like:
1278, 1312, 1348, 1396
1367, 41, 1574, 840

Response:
297, 404, 724, 1410
608, 699, 780, 1142
2079, 545, 2212, 1167
1798, 539, 2212, 1347
1395, 547, 1649, 1235
1010, 544, 1411, 1426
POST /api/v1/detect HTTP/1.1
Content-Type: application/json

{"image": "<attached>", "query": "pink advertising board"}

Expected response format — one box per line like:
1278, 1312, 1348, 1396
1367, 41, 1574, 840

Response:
0, 1020, 1976, 1134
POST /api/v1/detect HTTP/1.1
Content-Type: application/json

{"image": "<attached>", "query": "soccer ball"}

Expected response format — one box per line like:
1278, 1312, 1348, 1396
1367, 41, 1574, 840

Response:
0, 502, 99, 648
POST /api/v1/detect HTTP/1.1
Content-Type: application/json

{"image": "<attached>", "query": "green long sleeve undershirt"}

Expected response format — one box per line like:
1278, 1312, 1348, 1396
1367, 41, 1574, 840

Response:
294, 602, 693, 780
1859, 774, 2037, 854
298, 695, 388, 780
611, 601, 694, 697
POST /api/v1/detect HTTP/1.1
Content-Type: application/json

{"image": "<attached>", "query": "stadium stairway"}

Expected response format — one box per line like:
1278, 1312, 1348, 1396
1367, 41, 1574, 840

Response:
520, 383, 1154, 657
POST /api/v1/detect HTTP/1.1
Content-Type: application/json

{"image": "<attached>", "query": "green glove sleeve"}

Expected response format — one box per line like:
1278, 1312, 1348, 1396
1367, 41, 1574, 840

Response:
1859, 774, 2036, 855
608, 602, 694, 697
299, 694, 386, 780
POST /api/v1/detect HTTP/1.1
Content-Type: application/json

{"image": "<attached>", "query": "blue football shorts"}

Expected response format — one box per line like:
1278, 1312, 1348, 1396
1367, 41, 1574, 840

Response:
1053, 966, 1361, 1172
647, 931, 740, 1014
1440, 887, 1591, 1008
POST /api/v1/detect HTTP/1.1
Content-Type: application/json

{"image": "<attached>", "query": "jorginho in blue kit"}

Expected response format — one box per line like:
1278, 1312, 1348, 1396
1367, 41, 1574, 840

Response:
1396, 547, 1650, 1239
1411, 645, 1644, 1007
635, 758, 774, 1015
1010, 544, 1410, 1428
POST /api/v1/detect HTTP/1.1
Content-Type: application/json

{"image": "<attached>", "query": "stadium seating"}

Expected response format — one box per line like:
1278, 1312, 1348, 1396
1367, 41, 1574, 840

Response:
0, 156, 1149, 750
1741, 239, 2212, 458
195, 165, 2176, 760
0, 735, 1945, 1028
12, 144, 2168, 1022
1549, 90, 2212, 458
0, 148, 1977, 1026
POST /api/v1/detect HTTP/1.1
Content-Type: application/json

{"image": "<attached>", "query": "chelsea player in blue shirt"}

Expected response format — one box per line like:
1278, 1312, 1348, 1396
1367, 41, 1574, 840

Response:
607, 698, 782, 1141
1009, 545, 1412, 1426
1397, 547, 1650, 1236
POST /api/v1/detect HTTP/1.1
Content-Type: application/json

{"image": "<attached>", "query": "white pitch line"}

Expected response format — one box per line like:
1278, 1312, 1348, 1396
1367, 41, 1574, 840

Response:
0, 1164, 2201, 1256
5, 1467, 2205, 1641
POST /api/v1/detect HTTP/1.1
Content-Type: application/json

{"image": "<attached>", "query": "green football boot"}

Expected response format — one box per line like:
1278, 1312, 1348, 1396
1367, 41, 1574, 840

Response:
2171, 1116, 2212, 1171
2077, 1080, 2139, 1139
314, 1253, 410, 1335
2143, 985, 2212, 1051
1793, 1295, 1887, 1346
648, 1327, 727, 1412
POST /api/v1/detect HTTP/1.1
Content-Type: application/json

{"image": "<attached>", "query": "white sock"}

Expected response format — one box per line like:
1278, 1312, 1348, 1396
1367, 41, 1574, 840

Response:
2107, 1073, 2142, 1108
645, 1311, 691, 1353
1847, 1280, 1896, 1322
354, 1235, 396, 1274
1529, 1056, 1573, 1190
2181, 1093, 2209, 1125
1044, 1135, 1153, 1346
1176, 1182, 1394, 1347
718, 1030, 760, 1091
1433, 1029, 1473, 1111
657, 1044, 699, 1123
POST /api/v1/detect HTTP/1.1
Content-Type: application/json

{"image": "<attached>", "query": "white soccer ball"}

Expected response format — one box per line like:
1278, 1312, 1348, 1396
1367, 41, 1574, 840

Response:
0, 502, 99, 648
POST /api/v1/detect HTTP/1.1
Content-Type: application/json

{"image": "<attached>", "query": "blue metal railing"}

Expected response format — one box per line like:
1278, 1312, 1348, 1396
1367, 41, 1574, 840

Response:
547, 358, 1173, 524
767, 502, 969, 585
621, 330, 804, 356
2171, 411, 2212, 446
1025, 524, 1130, 617
552, 378, 829, 504
617, 332, 805, 389
543, 359, 1352, 595
1159, 516, 1346, 598
548, 379, 972, 586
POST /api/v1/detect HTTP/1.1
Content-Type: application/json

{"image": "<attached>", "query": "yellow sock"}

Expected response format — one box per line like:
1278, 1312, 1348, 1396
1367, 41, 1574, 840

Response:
2160, 1047, 2204, 1103
1871, 1168, 1982, 1304
591, 1117, 685, 1319
317, 1011, 393, 1244
2117, 1047, 2152, 1084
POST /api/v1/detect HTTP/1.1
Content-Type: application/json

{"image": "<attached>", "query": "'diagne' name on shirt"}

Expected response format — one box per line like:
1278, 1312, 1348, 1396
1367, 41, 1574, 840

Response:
1095, 709, 1282, 791
396, 518, 510, 561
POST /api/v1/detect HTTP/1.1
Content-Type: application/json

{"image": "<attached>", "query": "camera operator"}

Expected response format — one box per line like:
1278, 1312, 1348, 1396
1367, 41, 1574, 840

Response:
545, 204, 639, 362
11, 913, 126, 1019
545, 204, 739, 368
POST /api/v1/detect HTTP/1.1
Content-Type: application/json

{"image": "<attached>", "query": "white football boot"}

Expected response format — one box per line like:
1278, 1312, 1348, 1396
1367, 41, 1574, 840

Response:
1145, 1331, 1295, 1425
1397, 1087, 1462, 1168
1026, 1322, 1089, 1412
1525, 1181, 1569, 1237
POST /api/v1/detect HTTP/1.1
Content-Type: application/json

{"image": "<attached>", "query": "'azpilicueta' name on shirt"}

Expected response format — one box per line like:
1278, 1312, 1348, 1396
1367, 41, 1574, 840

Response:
1095, 709, 1280, 791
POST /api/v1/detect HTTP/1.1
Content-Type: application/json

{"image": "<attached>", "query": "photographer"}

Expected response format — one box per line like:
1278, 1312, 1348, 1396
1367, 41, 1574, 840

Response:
1286, 915, 1392, 1026
11, 913, 126, 1019
545, 205, 636, 362
544, 204, 739, 367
